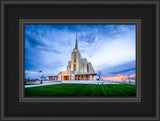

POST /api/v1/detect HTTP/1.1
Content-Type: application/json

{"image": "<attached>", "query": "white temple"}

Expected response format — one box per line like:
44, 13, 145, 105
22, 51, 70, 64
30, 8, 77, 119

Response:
49, 34, 97, 81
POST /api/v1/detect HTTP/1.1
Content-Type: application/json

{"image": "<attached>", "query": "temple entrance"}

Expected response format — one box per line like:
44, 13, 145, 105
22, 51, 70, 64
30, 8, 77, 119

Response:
75, 75, 91, 80
63, 76, 69, 80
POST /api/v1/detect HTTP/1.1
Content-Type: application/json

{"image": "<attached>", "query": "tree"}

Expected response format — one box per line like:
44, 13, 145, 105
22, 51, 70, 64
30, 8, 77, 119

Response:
41, 74, 45, 81
128, 76, 131, 84
121, 76, 125, 83
97, 71, 102, 80
44, 76, 46, 81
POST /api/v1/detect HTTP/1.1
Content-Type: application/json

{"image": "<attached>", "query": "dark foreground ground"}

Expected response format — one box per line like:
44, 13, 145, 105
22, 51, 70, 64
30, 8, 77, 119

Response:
25, 84, 136, 97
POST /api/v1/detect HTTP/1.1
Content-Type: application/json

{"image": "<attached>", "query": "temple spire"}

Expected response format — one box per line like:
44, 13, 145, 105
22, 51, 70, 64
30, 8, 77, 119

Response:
75, 33, 78, 49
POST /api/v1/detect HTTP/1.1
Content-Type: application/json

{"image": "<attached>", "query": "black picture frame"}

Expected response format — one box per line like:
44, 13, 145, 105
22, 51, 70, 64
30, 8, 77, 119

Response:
19, 19, 141, 102
1, 0, 160, 120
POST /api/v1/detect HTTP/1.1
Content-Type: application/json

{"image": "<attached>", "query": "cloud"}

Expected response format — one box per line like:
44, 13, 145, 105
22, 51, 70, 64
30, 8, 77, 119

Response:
98, 60, 136, 78
109, 68, 136, 75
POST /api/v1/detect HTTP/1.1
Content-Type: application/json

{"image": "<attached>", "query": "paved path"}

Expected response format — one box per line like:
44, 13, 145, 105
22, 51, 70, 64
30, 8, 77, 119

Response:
25, 82, 61, 88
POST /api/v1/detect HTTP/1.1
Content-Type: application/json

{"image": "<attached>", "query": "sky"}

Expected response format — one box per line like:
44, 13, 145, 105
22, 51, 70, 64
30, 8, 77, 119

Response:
25, 24, 136, 81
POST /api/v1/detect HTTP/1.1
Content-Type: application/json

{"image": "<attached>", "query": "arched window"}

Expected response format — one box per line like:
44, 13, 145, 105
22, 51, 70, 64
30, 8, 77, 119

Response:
74, 64, 76, 71
83, 64, 85, 72
74, 53, 76, 62
87, 64, 89, 72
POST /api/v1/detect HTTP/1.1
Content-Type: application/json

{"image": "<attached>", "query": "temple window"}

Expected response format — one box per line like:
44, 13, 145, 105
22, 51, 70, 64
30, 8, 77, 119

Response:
74, 64, 76, 71
87, 64, 89, 72
74, 53, 76, 62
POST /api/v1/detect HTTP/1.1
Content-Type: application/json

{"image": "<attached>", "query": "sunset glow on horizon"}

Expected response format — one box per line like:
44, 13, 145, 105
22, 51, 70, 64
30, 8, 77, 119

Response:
103, 74, 136, 81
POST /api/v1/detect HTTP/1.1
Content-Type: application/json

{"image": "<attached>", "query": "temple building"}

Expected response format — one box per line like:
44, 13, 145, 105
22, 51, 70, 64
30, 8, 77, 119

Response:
48, 34, 97, 81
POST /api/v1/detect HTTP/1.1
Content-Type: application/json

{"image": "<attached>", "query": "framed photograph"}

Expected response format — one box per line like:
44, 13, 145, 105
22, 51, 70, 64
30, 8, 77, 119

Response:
1, 0, 159, 120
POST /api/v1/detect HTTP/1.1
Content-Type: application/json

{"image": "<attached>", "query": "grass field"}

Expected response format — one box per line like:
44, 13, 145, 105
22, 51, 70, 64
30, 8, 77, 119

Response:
25, 84, 136, 97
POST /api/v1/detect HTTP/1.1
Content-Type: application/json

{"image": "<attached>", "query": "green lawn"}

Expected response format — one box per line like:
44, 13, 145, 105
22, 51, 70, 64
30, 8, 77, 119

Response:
25, 84, 136, 97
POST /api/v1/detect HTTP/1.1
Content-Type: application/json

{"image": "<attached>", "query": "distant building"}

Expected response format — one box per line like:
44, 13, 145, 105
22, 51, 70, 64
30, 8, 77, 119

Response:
49, 34, 97, 81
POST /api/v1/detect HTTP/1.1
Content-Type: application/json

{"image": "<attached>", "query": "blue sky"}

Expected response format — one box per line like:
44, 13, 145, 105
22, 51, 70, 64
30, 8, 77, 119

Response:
25, 24, 136, 80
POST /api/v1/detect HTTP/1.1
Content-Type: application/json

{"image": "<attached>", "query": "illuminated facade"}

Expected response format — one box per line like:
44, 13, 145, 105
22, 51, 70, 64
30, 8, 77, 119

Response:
49, 34, 97, 81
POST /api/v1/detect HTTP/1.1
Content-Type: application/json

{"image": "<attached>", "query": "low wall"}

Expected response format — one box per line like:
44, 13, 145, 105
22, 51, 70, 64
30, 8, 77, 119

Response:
26, 80, 59, 84
26, 80, 135, 85
61, 80, 113, 84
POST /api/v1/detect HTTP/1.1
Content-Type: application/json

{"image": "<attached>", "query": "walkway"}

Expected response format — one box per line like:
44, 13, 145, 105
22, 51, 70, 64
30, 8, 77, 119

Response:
25, 82, 61, 88
25, 80, 122, 88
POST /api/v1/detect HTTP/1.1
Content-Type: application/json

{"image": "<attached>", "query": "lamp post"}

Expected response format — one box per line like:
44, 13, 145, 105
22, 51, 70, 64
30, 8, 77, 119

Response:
39, 70, 43, 84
